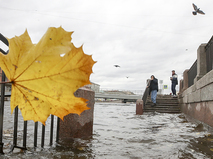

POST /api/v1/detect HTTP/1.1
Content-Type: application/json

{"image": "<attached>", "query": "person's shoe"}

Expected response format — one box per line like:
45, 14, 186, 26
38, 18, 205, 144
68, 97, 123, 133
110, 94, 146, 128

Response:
154, 103, 157, 106
151, 103, 156, 107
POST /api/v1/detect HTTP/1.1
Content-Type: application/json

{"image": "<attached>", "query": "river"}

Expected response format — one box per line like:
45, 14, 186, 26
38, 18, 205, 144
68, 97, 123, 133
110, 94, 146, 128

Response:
2, 102, 213, 158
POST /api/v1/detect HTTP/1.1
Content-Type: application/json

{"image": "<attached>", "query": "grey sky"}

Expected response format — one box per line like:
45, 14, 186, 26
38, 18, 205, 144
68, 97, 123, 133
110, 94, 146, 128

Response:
0, 0, 212, 94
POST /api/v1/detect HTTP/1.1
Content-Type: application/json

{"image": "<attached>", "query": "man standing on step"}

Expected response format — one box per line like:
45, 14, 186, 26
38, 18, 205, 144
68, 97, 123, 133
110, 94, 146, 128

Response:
170, 70, 178, 97
147, 75, 158, 106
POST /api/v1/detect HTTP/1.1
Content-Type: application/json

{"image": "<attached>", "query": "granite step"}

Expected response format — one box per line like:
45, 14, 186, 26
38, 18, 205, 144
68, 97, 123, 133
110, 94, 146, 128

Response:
144, 95, 180, 113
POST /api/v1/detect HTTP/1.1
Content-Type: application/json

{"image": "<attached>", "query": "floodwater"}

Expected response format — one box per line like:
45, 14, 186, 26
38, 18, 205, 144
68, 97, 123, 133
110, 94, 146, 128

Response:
1, 102, 213, 158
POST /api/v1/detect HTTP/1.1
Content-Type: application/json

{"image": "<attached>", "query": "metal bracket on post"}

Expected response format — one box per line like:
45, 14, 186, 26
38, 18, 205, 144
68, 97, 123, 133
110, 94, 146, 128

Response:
0, 33, 9, 154
0, 33, 9, 55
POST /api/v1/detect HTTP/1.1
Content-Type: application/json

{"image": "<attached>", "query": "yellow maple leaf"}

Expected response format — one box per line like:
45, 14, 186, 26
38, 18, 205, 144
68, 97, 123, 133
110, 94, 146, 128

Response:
0, 27, 96, 125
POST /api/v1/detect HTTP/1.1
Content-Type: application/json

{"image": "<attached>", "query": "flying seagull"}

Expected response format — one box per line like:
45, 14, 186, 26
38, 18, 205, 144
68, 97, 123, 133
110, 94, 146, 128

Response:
192, 3, 205, 15
114, 65, 120, 67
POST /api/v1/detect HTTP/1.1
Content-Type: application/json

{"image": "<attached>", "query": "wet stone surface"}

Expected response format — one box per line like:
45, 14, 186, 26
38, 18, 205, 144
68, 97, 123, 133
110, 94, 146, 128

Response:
1, 102, 213, 158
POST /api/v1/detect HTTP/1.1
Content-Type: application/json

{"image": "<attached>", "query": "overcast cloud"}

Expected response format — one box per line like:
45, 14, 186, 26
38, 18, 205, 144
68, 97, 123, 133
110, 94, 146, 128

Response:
0, 0, 212, 94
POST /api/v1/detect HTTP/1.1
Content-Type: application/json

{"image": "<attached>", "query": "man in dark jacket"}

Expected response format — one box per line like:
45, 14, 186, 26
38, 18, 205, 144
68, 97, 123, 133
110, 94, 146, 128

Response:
170, 70, 178, 97
147, 75, 158, 106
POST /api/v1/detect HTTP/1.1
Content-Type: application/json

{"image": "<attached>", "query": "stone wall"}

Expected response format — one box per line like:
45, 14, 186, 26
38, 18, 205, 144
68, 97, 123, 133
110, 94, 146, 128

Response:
179, 69, 213, 127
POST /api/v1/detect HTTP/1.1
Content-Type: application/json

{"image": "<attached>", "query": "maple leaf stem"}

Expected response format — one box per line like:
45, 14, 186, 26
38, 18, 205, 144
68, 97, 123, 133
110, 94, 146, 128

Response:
0, 81, 12, 84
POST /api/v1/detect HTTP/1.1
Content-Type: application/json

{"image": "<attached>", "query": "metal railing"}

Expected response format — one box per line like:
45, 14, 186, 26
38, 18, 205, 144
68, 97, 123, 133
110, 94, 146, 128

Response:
141, 80, 150, 108
0, 71, 6, 154
0, 33, 60, 154
205, 36, 213, 73
187, 60, 197, 87
0, 33, 9, 154
10, 107, 60, 152
180, 79, 184, 90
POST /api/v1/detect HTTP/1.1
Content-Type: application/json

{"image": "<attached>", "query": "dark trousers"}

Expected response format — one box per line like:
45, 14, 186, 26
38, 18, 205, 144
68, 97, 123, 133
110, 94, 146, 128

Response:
171, 84, 176, 95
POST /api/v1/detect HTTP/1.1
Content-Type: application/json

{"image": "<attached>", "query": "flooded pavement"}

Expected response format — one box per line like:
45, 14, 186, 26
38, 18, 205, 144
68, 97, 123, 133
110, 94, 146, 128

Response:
1, 102, 213, 158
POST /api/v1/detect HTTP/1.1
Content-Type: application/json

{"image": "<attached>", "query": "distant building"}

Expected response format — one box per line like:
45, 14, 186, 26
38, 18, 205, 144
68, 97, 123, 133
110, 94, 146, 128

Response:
87, 82, 100, 93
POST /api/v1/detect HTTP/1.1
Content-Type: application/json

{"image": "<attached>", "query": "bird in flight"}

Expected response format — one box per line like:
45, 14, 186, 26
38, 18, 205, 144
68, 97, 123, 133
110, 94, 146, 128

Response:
114, 65, 120, 67
192, 3, 205, 15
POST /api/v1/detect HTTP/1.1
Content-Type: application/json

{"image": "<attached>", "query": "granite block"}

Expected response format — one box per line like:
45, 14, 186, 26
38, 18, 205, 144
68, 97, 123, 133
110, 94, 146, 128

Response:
136, 99, 143, 115
58, 87, 95, 142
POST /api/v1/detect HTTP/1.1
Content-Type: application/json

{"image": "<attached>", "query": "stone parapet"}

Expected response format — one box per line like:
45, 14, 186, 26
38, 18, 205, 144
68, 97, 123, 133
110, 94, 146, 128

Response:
196, 69, 213, 90
179, 69, 213, 128
180, 70, 213, 103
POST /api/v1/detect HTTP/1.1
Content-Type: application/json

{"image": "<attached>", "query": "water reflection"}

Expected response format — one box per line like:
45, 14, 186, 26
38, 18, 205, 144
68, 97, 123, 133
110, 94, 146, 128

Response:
1, 102, 213, 158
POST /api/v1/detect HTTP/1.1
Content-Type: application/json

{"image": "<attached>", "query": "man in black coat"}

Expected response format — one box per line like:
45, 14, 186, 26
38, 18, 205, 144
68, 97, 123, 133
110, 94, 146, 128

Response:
147, 75, 158, 106
170, 70, 178, 97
